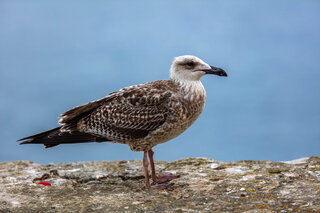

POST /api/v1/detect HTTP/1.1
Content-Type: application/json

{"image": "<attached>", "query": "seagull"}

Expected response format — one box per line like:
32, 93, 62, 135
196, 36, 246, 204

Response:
18, 55, 227, 190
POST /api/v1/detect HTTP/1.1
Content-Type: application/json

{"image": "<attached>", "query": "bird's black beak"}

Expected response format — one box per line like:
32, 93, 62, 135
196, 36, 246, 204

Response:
202, 66, 227, 77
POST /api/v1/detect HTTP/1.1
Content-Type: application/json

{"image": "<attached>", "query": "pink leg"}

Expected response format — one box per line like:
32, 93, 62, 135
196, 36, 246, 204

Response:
148, 149, 180, 184
142, 151, 176, 190
143, 151, 151, 189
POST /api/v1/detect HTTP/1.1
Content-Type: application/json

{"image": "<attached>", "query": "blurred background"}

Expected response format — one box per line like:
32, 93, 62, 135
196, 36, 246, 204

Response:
1, 1, 319, 164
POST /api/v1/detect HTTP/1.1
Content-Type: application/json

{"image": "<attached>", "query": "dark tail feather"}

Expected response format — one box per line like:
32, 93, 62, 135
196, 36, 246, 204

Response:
18, 127, 109, 148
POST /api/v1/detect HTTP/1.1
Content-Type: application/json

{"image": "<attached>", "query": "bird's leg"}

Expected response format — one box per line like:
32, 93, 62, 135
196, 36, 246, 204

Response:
148, 149, 180, 184
143, 151, 151, 189
143, 151, 173, 190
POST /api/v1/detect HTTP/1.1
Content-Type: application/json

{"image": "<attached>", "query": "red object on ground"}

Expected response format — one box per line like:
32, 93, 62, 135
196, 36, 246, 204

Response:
38, 181, 51, 186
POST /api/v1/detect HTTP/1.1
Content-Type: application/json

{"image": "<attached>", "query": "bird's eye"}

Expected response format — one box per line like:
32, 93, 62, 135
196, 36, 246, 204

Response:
186, 62, 195, 67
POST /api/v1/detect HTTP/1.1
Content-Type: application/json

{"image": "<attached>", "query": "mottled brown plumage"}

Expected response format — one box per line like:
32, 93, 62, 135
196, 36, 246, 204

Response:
18, 55, 227, 190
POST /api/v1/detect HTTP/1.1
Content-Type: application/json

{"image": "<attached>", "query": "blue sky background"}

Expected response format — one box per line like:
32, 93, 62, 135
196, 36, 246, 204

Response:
1, 0, 319, 164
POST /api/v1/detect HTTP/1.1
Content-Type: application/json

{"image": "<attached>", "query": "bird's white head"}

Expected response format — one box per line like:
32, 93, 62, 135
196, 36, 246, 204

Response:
170, 55, 227, 82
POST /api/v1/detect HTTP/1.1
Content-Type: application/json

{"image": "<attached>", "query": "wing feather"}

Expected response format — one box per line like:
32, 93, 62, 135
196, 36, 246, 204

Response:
79, 103, 168, 141
59, 80, 176, 142
58, 93, 117, 130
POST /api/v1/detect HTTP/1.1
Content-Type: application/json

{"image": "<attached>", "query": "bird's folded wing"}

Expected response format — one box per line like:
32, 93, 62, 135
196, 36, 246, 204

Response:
59, 93, 117, 125
58, 81, 175, 141
79, 103, 169, 141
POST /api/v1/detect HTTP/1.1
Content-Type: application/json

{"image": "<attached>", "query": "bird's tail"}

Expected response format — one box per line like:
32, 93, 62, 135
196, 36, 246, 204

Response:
17, 127, 108, 148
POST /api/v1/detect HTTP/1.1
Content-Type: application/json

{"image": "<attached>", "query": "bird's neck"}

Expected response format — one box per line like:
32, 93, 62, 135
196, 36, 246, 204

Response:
172, 79, 206, 102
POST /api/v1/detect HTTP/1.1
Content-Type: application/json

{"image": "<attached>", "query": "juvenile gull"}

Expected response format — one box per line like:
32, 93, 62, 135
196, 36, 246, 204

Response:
18, 55, 227, 190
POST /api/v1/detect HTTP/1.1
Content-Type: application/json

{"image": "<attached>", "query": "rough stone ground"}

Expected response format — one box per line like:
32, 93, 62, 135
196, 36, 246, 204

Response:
0, 156, 320, 212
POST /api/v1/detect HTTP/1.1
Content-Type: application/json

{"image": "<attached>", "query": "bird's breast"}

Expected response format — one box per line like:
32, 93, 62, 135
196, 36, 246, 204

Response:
144, 83, 206, 144
128, 80, 207, 151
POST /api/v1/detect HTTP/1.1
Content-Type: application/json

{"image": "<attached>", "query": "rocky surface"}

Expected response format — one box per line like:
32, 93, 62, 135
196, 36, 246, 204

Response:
1, 156, 320, 212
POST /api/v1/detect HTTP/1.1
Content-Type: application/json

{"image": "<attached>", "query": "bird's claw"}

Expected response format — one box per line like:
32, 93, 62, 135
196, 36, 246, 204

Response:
152, 174, 181, 184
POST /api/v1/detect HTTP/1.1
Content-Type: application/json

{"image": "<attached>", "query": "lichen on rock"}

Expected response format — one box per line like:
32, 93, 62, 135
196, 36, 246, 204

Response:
1, 156, 320, 212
